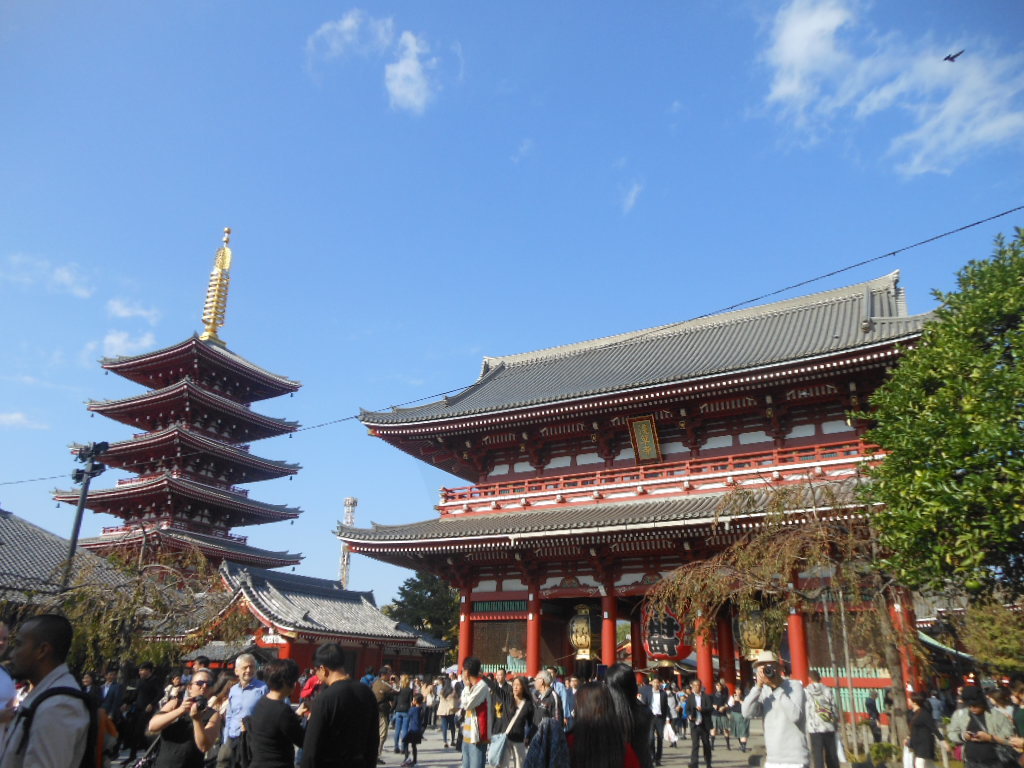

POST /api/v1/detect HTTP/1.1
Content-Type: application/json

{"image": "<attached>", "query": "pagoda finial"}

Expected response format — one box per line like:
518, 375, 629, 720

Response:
200, 227, 234, 345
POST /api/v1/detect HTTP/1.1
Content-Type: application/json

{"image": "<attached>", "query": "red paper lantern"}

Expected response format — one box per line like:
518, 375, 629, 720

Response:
642, 604, 693, 662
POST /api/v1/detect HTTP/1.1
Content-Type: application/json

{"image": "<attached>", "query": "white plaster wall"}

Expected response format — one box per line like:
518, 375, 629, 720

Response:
786, 424, 816, 438
548, 455, 572, 469
704, 435, 734, 450
576, 452, 603, 465
821, 419, 854, 434
738, 430, 771, 445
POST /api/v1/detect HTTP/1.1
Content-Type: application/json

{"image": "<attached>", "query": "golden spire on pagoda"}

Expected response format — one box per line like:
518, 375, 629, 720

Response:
199, 227, 233, 345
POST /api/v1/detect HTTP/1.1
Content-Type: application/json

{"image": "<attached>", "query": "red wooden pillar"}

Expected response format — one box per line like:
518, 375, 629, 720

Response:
695, 613, 714, 689
278, 637, 293, 660
601, 593, 618, 669
716, 610, 736, 692
787, 606, 810, 684
458, 587, 473, 670
889, 596, 923, 692
527, 587, 541, 676
630, 615, 647, 670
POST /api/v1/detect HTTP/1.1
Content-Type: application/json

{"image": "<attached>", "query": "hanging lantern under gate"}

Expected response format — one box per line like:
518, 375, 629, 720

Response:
641, 604, 693, 663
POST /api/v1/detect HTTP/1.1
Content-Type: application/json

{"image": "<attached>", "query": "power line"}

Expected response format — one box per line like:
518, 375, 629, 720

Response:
1, 203, 1021, 488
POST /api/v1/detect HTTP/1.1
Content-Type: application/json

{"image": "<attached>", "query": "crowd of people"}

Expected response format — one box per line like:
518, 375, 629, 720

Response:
1, 613, 1023, 768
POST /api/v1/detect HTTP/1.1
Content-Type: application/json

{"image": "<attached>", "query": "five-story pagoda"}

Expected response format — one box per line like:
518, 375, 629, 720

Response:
55, 230, 303, 569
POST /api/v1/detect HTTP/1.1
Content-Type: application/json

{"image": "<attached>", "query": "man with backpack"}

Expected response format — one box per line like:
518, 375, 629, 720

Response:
805, 671, 839, 768
0, 613, 93, 768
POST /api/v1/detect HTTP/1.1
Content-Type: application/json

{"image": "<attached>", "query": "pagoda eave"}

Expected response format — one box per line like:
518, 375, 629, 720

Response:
100, 336, 300, 401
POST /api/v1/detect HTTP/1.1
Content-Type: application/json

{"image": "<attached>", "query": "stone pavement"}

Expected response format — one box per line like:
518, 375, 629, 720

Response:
376, 721, 768, 768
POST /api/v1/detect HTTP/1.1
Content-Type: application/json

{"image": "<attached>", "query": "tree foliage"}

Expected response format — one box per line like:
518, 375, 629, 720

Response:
956, 600, 1024, 675
1, 544, 236, 673
862, 230, 1024, 595
381, 570, 459, 645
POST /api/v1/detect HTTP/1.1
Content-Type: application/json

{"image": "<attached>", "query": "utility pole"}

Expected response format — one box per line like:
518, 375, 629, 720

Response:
62, 441, 108, 590
339, 497, 358, 589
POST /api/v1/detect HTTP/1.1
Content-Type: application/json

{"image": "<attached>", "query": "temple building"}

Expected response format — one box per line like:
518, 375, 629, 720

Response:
55, 230, 303, 568
339, 272, 928, 690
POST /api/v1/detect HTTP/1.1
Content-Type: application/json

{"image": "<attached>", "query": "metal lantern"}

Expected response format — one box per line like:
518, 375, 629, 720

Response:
738, 609, 769, 660
568, 604, 600, 660
641, 604, 693, 663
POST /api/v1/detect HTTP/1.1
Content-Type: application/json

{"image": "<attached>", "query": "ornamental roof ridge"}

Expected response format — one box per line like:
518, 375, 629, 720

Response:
88, 377, 301, 431
100, 334, 301, 390
483, 271, 904, 370
107, 425, 301, 471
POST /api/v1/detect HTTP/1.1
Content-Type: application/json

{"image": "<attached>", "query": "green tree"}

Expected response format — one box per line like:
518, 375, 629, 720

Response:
382, 571, 459, 645
862, 229, 1024, 595
956, 599, 1024, 675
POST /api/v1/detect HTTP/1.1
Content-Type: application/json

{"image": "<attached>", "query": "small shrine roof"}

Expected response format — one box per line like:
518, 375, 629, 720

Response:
220, 562, 446, 646
88, 378, 299, 438
338, 482, 855, 547
361, 272, 927, 427
80, 526, 302, 568
100, 335, 300, 401
55, 474, 302, 525
0, 506, 130, 601
105, 426, 300, 480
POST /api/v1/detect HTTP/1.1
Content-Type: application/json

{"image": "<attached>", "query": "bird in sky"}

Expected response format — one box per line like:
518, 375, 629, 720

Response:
944, 50, 965, 62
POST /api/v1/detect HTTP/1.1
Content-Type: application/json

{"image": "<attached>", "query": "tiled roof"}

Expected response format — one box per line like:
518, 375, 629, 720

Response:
181, 640, 266, 663
100, 335, 301, 400
106, 426, 300, 481
0, 507, 130, 601
80, 526, 302, 568
221, 562, 446, 647
338, 482, 856, 545
361, 272, 927, 426
89, 379, 299, 437
55, 473, 302, 525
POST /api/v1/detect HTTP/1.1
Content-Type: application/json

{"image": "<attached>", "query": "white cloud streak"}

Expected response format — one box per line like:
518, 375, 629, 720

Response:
762, 0, 1024, 174
511, 138, 534, 163
107, 298, 160, 325
385, 31, 437, 114
307, 10, 440, 116
0, 412, 48, 430
622, 182, 644, 214
0, 254, 94, 298
99, 331, 156, 358
306, 9, 394, 66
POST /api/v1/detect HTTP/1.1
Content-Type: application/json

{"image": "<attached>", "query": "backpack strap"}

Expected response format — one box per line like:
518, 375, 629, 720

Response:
16, 686, 97, 768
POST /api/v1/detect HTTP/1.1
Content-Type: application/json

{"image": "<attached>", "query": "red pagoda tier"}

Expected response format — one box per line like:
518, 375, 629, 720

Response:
55, 233, 303, 569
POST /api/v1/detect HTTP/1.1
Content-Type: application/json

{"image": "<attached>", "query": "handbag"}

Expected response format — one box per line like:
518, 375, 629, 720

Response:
487, 699, 528, 767
969, 713, 1022, 768
131, 735, 161, 768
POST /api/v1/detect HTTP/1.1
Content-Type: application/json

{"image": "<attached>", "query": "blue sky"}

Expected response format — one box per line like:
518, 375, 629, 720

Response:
2, 0, 1023, 606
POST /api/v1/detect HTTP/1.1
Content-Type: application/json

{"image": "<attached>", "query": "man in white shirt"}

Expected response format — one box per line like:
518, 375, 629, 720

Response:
0, 614, 90, 768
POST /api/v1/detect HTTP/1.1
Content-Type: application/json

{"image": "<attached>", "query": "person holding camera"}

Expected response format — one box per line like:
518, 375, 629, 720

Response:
148, 667, 223, 768
741, 652, 809, 768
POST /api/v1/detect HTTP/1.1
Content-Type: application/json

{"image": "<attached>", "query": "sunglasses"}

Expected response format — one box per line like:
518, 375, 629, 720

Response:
193, 680, 211, 687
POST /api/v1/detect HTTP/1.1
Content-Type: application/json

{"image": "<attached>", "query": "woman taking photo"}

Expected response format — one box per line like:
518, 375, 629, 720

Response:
247, 658, 306, 768
148, 668, 222, 768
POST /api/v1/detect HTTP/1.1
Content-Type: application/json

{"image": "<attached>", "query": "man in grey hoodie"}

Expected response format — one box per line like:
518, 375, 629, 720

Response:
741, 651, 809, 768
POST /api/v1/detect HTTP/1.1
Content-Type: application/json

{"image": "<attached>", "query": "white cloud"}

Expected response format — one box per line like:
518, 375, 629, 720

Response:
107, 298, 160, 325
385, 32, 437, 114
622, 182, 644, 214
511, 138, 534, 163
0, 254, 94, 298
306, 9, 394, 66
761, 0, 1024, 174
0, 412, 48, 430
669, 100, 684, 114
100, 331, 156, 358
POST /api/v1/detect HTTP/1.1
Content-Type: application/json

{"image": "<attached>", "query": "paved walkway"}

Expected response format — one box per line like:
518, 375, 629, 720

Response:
376, 722, 769, 768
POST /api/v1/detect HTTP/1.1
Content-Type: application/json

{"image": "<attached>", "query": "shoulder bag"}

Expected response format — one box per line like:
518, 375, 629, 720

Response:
487, 699, 528, 767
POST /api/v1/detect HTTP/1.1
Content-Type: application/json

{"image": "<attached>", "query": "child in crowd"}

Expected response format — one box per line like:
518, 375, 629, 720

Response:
402, 693, 426, 766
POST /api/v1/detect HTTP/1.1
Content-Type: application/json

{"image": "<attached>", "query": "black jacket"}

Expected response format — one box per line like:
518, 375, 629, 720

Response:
685, 692, 716, 727
908, 708, 941, 760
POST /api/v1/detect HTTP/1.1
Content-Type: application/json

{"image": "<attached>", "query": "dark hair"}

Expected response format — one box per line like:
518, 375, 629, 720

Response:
606, 663, 645, 749
364, 667, 374, 676
808, 670, 821, 683
990, 687, 1012, 708
909, 692, 930, 712
571, 683, 626, 768
264, 659, 300, 692
195, 656, 210, 668
139, 661, 154, 671
463, 657, 482, 677
413, 693, 424, 705
314, 642, 347, 673
23, 614, 73, 661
